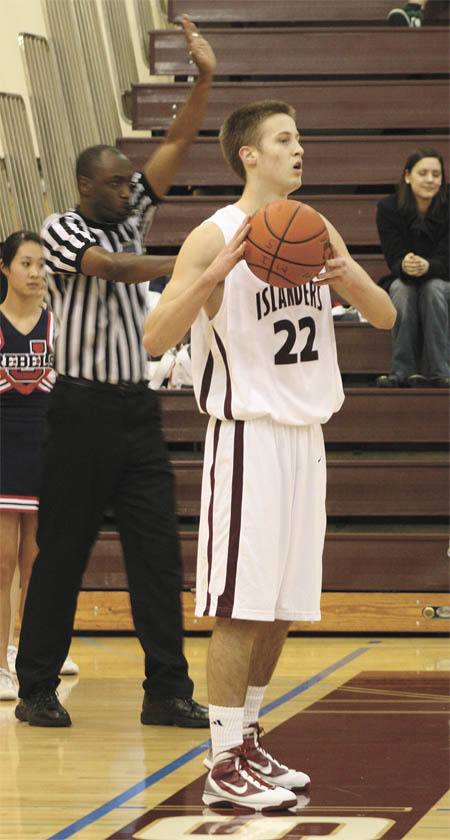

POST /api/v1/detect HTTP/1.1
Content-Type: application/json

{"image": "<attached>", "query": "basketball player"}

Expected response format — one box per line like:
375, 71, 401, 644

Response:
143, 100, 396, 811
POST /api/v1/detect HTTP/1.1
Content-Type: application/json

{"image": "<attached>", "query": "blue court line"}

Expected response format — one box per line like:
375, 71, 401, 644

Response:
47, 642, 378, 840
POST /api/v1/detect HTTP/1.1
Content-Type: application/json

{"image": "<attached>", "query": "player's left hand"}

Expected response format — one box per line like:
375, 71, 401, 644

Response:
181, 15, 216, 78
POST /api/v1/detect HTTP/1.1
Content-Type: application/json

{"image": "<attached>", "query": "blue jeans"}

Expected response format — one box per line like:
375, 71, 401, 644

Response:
389, 277, 450, 380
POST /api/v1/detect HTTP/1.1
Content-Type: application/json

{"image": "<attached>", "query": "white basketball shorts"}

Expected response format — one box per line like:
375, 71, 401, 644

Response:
195, 416, 326, 622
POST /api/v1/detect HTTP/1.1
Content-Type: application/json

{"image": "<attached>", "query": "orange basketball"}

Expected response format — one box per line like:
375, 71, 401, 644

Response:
244, 199, 332, 287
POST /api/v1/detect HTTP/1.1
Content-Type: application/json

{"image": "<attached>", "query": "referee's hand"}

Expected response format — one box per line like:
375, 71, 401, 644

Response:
181, 15, 216, 78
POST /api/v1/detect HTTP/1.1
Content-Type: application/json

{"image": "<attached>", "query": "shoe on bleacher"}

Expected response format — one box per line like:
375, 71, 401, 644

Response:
387, 4, 424, 27
376, 374, 404, 388
430, 376, 450, 388
406, 373, 428, 387
202, 744, 297, 812
8, 645, 79, 677
0, 668, 18, 701
204, 723, 310, 790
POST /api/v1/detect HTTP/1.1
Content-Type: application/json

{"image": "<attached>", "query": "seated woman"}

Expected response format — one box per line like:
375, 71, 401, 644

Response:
376, 147, 449, 388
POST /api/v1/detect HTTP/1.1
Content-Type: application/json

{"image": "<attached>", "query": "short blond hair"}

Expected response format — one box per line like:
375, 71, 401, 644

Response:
219, 100, 296, 181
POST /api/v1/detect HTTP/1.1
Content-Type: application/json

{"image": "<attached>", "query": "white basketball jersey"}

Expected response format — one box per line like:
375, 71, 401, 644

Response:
191, 204, 344, 425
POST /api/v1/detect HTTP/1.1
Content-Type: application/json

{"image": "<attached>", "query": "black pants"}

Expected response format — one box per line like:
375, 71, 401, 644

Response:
17, 378, 193, 700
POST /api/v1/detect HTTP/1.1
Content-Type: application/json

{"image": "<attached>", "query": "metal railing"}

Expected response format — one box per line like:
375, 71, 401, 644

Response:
134, 0, 171, 68
19, 33, 77, 212
0, 159, 19, 240
72, 0, 121, 144
102, 0, 138, 120
0, 93, 46, 234
42, 0, 100, 154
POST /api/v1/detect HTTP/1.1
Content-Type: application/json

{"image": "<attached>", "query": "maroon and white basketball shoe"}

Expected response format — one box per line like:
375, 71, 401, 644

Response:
202, 744, 297, 812
204, 724, 310, 790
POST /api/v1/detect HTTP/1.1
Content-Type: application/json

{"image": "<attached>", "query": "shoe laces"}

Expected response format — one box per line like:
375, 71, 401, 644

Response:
223, 745, 275, 790
30, 688, 60, 710
245, 723, 288, 771
177, 697, 198, 712
179, 697, 206, 715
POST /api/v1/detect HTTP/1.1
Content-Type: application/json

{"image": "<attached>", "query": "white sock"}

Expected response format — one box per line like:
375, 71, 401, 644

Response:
209, 704, 244, 760
243, 685, 267, 729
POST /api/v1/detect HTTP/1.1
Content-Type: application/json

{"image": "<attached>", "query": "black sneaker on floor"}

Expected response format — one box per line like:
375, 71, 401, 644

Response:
15, 689, 72, 727
141, 694, 209, 728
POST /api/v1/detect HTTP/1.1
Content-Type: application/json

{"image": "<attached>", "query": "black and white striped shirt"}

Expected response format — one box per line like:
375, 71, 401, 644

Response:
41, 172, 159, 384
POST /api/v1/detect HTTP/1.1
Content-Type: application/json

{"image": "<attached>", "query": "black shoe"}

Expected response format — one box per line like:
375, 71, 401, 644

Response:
407, 374, 428, 387
15, 688, 72, 727
141, 694, 209, 728
376, 374, 404, 388
430, 376, 450, 388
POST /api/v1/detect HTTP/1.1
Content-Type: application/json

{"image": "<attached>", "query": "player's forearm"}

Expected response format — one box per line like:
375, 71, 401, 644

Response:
165, 75, 213, 149
109, 254, 176, 285
334, 266, 396, 330
143, 270, 216, 356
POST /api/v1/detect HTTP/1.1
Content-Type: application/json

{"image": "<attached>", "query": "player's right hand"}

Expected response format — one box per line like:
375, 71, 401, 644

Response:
204, 219, 250, 287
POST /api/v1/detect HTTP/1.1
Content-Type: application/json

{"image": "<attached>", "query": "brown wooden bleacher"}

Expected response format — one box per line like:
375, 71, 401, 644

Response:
118, 135, 450, 188
170, 0, 399, 24
83, 526, 449, 593
156, 389, 449, 445
336, 324, 391, 374
149, 27, 449, 76
168, 0, 449, 25
146, 195, 383, 247
171, 455, 449, 518
132, 80, 450, 131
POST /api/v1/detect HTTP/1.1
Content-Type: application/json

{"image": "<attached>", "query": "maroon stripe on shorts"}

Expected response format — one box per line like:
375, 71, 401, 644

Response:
204, 418, 221, 616
213, 329, 233, 419
216, 420, 244, 617
199, 351, 213, 413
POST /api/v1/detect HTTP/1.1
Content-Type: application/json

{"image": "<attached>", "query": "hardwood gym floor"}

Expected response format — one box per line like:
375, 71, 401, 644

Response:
0, 635, 449, 839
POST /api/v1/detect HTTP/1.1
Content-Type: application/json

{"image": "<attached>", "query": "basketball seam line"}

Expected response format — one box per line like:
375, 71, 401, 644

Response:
246, 242, 327, 268
253, 224, 327, 249
264, 202, 305, 284
246, 262, 297, 285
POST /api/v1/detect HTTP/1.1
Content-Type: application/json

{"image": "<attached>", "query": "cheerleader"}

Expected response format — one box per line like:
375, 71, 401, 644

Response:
0, 232, 77, 700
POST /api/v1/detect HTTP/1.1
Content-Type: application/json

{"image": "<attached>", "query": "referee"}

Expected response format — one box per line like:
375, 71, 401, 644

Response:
15, 17, 214, 728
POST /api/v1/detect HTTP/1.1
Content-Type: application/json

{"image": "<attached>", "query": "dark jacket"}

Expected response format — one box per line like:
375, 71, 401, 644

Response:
376, 193, 449, 291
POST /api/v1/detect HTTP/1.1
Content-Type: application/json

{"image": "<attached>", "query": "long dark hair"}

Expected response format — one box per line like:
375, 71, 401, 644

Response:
0, 230, 42, 271
0, 231, 42, 302
397, 147, 448, 217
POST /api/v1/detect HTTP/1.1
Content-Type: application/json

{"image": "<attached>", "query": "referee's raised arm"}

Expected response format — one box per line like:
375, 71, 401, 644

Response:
143, 15, 216, 199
